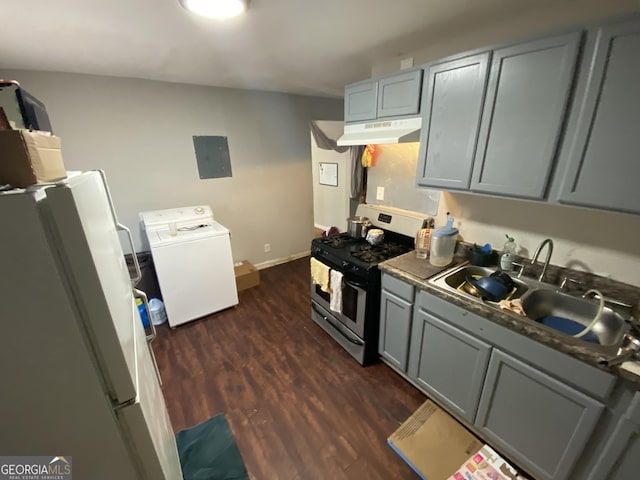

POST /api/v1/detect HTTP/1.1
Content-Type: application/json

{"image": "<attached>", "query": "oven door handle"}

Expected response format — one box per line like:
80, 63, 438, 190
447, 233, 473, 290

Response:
312, 304, 364, 346
343, 278, 367, 290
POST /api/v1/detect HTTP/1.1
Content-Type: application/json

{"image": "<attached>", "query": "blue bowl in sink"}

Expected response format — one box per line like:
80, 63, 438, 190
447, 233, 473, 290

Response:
466, 276, 509, 302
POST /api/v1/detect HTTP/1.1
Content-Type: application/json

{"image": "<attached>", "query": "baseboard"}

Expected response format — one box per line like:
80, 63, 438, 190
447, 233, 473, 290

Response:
254, 251, 309, 270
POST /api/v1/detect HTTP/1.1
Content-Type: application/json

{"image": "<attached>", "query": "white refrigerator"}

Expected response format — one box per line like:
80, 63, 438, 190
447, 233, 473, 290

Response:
0, 171, 183, 479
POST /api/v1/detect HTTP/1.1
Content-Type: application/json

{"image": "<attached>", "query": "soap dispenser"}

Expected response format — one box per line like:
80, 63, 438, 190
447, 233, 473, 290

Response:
501, 234, 517, 271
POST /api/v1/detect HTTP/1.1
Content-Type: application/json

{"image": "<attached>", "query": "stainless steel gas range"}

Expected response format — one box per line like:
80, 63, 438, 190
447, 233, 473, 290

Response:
310, 204, 431, 365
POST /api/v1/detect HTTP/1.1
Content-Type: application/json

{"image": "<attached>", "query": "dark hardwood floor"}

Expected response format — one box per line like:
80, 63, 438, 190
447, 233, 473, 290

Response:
153, 256, 426, 479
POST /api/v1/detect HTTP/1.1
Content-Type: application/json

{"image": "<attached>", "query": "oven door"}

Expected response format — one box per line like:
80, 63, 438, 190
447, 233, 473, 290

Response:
310, 266, 367, 339
311, 300, 366, 364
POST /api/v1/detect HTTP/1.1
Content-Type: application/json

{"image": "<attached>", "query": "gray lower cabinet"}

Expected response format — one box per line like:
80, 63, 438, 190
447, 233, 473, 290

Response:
554, 18, 640, 215
470, 32, 581, 199
407, 307, 491, 423
379, 273, 415, 372
344, 80, 378, 122
588, 392, 640, 480
475, 349, 604, 480
416, 52, 490, 189
379, 290, 413, 372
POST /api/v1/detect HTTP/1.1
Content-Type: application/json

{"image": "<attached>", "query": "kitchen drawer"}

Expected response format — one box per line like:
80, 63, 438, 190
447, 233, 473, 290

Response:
382, 272, 415, 301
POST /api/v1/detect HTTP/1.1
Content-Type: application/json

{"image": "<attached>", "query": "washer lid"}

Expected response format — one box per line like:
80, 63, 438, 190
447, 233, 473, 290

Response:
140, 205, 212, 231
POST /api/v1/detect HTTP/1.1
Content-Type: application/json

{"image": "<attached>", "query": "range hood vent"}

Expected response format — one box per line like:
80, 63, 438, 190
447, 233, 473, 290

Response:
337, 117, 422, 146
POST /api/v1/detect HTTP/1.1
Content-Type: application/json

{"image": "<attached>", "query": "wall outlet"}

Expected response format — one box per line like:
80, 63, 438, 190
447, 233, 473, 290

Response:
400, 57, 414, 69
264, 243, 271, 253
376, 186, 385, 201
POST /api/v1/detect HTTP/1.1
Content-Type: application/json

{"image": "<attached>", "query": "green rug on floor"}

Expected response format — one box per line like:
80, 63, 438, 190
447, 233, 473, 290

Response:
176, 413, 249, 480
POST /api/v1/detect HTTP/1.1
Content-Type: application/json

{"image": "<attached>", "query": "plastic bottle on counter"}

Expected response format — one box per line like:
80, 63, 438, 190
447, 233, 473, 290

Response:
429, 213, 458, 267
501, 234, 517, 271
415, 227, 432, 259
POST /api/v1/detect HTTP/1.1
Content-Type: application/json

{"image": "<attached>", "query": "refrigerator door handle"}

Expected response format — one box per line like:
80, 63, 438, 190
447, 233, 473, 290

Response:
133, 288, 162, 386
94, 169, 142, 286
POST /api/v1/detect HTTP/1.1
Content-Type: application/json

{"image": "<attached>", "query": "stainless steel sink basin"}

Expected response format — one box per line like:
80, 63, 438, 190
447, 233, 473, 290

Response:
428, 263, 631, 349
521, 289, 629, 346
429, 264, 534, 303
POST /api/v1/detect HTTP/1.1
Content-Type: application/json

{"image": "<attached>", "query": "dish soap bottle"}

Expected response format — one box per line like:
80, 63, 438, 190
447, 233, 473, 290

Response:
501, 234, 516, 271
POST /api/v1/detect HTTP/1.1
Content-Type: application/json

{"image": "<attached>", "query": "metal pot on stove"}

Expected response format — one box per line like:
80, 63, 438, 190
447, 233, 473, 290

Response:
346, 216, 372, 238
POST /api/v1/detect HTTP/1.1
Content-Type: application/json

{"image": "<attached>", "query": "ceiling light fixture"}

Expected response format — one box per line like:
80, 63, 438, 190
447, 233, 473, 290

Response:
180, 0, 249, 19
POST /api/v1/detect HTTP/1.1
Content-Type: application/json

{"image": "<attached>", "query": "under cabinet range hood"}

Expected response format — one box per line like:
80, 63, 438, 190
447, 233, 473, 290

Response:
336, 117, 422, 146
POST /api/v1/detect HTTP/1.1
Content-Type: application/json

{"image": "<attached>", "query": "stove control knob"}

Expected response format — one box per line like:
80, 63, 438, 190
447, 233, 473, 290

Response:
341, 261, 349, 269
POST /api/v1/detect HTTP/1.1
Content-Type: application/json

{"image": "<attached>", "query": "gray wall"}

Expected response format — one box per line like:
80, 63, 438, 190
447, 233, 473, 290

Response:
2, 70, 343, 266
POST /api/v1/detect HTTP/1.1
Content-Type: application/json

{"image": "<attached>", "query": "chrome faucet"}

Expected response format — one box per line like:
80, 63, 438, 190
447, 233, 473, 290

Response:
599, 334, 640, 367
531, 238, 554, 282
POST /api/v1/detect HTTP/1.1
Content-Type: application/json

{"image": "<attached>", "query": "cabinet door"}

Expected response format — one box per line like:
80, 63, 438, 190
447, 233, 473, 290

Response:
344, 80, 377, 122
476, 350, 603, 480
379, 289, 413, 372
407, 308, 491, 423
416, 53, 490, 189
376, 70, 423, 118
588, 392, 640, 480
471, 32, 581, 199
556, 19, 640, 214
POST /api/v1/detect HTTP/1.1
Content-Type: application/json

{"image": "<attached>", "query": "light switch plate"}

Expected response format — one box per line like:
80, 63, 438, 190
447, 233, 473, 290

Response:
376, 186, 384, 201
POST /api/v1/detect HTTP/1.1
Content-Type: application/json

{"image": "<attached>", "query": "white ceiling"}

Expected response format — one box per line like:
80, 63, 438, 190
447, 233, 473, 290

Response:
1, 0, 637, 98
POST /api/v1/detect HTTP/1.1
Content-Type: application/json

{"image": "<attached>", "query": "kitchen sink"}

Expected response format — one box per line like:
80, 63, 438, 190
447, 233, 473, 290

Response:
428, 263, 631, 348
429, 264, 538, 304
521, 289, 629, 346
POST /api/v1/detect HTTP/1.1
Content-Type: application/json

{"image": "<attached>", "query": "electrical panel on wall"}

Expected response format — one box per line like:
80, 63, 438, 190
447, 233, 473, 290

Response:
193, 135, 232, 179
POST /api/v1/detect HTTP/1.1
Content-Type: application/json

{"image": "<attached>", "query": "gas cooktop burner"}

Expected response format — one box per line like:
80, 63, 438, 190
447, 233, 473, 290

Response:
351, 243, 410, 264
311, 230, 415, 274
316, 233, 359, 249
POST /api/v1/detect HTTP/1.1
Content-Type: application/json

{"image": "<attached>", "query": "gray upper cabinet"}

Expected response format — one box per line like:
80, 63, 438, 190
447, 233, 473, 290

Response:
344, 69, 423, 123
471, 32, 582, 199
379, 273, 415, 372
408, 307, 491, 423
416, 53, 490, 189
376, 69, 423, 118
476, 350, 604, 480
344, 80, 378, 122
554, 19, 640, 215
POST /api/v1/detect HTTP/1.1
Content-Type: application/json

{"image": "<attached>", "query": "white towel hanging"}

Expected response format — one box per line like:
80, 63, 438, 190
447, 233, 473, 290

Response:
330, 270, 343, 313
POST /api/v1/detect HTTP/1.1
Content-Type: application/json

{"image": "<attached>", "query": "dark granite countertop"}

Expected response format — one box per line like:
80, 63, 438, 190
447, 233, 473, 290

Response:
379, 250, 640, 386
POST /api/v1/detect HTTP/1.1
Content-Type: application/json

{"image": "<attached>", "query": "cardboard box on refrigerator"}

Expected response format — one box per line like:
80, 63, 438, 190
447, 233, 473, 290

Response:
0, 129, 66, 187
388, 400, 525, 480
234, 260, 260, 291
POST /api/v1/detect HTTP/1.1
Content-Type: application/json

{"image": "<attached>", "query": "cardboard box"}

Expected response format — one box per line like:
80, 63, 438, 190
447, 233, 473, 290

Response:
388, 401, 524, 480
0, 129, 66, 187
234, 261, 260, 292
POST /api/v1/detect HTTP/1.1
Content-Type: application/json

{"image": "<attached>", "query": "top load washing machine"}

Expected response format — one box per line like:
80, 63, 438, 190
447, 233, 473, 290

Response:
140, 205, 238, 328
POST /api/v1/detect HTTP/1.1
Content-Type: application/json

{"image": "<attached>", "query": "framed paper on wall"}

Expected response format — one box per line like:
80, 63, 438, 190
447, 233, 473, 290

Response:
319, 162, 338, 187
